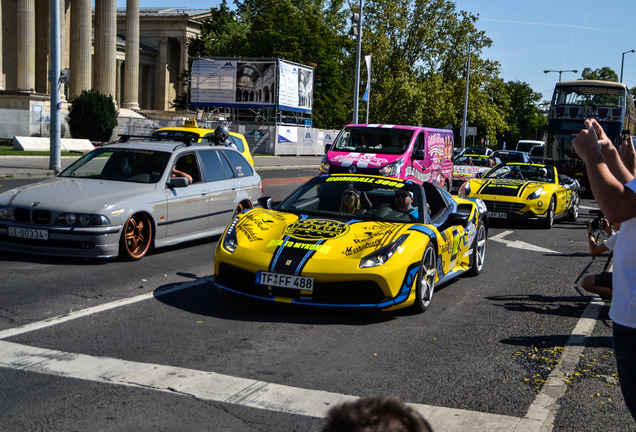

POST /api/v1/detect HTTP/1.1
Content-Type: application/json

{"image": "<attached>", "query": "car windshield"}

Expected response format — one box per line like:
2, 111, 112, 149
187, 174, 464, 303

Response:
493, 152, 526, 163
59, 147, 172, 183
454, 155, 490, 167
331, 128, 414, 155
484, 163, 554, 182
151, 130, 201, 142
278, 176, 423, 223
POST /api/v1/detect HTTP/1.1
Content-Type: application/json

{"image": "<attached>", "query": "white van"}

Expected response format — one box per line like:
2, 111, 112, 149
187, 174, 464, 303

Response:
516, 140, 544, 153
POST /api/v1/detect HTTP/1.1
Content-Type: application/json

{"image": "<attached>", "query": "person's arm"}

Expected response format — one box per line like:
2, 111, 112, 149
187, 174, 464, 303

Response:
172, 168, 193, 183
619, 135, 636, 177
572, 119, 636, 222
586, 222, 609, 256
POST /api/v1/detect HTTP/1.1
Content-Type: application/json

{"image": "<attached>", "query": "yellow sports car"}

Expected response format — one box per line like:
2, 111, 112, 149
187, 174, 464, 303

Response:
214, 174, 488, 313
458, 162, 580, 228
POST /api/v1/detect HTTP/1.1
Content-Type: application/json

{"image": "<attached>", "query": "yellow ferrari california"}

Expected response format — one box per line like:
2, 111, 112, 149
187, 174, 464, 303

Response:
458, 162, 580, 228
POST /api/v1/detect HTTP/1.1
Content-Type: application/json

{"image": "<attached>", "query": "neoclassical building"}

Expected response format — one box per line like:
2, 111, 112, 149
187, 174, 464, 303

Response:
0, 3, 211, 111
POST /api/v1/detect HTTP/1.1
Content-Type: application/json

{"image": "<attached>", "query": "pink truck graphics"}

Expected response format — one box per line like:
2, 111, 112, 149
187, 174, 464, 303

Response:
320, 124, 454, 191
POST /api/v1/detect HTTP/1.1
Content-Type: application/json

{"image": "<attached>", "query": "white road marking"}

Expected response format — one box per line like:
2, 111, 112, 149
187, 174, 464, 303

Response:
0, 274, 603, 432
489, 230, 561, 254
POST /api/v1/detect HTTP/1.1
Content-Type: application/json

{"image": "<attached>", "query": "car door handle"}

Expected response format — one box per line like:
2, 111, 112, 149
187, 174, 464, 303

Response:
201, 190, 209, 195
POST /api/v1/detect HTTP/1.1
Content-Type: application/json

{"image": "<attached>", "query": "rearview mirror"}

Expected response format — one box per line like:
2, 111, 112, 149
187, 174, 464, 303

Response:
168, 177, 190, 188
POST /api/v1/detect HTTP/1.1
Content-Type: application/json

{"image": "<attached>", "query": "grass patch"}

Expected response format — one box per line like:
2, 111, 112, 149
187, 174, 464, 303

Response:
0, 141, 81, 157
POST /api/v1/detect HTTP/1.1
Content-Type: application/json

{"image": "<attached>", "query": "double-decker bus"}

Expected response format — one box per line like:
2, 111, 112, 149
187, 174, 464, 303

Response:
545, 80, 636, 191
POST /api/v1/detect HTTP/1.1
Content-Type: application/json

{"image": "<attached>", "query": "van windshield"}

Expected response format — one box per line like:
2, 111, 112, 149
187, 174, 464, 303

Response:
331, 128, 414, 155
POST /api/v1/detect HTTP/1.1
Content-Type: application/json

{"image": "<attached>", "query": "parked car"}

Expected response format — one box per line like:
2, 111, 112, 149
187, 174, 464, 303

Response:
455, 146, 493, 158
528, 144, 545, 164
450, 154, 500, 193
152, 120, 254, 166
491, 150, 532, 164
515, 140, 544, 153
320, 124, 454, 192
458, 162, 580, 228
214, 173, 488, 313
0, 140, 262, 260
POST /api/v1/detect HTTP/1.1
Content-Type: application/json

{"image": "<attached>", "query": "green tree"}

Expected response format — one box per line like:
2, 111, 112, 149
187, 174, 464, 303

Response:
499, 81, 546, 146
580, 67, 618, 82
67, 90, 118, 142
189, 0, 249, 58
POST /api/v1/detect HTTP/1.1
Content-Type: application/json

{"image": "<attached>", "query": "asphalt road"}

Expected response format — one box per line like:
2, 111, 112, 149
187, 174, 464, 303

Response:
0, 173, 634, 431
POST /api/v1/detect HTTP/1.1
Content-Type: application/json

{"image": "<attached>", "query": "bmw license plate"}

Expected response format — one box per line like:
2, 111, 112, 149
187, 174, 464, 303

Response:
8, 226, 49, 240
256, 271, 314, 291
489, 212, 507, 219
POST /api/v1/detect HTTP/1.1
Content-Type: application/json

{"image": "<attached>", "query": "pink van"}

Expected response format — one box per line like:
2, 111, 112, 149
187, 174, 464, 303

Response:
320, 124, 454, 191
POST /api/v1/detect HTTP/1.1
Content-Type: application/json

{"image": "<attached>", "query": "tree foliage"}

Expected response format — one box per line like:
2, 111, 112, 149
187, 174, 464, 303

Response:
500, 81, 546, 145
580, 67, 618, 82
67, 90, 118, 142
191, 0, 549, 146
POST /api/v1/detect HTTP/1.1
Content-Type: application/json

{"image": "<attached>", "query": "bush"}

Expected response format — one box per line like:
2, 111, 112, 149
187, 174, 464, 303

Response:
67, 90, 118, 142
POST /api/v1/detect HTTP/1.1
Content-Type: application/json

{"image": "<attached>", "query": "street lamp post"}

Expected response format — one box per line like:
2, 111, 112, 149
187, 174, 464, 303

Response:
620, 49, 635, 83
461, 37, 492, 151
543, 69, 578, 81
352, 0, 364, 124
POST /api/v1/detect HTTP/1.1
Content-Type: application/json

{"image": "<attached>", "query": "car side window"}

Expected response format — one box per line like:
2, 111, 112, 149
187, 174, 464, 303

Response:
221, 150, 254, 178
198, 149, 230, 182
229, 135, 245, 152
174, 153, 201, 183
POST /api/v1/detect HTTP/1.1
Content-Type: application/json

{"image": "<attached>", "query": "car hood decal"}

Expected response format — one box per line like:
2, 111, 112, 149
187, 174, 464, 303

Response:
476, 179, 531, 197
234, 209, 407, 275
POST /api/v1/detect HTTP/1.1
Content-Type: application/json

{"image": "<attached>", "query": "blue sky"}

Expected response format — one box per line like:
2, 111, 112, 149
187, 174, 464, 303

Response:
123, 0, 636, 102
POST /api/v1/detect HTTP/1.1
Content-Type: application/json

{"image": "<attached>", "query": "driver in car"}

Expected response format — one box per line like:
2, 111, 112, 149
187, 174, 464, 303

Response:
394, 189, 419, 221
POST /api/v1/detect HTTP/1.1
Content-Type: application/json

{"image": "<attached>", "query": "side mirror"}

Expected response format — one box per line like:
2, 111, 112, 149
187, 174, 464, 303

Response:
437, 212, 469, 231
324, 143, 332, 154
168, 177, 190, 188
258, 196, 273, 209
475, 172, 484, 178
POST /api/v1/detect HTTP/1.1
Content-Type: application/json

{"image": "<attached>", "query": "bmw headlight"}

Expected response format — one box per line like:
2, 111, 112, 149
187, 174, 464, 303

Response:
527, 187, 544, 200
378, 158, 404, 177
56, 213, 110, 226
360, 234, 409, 268
319, 156, 330, 174
0, 207, 12, 220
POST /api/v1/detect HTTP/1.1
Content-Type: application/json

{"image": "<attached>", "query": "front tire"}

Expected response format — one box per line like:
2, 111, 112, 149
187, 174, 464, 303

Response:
468, 221, 487, 276
412, 244, 437, 313
566, 192, 579, 222
542, 196, 555, 229
119, 212, 153, 260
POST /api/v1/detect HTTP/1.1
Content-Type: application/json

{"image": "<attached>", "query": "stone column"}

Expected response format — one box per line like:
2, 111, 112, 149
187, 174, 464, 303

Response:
154, 37, 168, 110
116, 59, 122, 104
93, 0, 103, 91
100, 0, 117, 102
17, 0, 36, 91
123, 0, 140, 109
70, 0, 91, 98
178, 36, 189, 98
0, 0, 3, 89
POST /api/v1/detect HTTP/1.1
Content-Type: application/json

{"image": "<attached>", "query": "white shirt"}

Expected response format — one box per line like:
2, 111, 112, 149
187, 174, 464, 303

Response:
609, 178, 636, 328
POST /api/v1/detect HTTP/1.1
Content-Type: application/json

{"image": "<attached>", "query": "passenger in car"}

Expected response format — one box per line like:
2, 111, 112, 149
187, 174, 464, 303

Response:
340, 188, 361, 213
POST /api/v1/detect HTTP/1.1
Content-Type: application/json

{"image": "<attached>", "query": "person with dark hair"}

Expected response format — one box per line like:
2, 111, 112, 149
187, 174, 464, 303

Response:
322, 395, 433, 432
393, 189, 419, 221
572, 119, 636, 423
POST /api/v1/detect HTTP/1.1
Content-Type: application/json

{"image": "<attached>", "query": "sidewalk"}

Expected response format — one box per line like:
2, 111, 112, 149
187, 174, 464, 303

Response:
0, 155, 323, 179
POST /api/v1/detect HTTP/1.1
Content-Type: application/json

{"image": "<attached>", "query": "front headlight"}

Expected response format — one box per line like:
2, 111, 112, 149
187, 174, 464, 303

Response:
378, 158, 404, 177
458, 182, 471, 197
0, 207, 12, 220
319, 157, 330, 173
222, 217, 240, 253
360, 234, 409, 268
527, 187, 544, 200
55, 213, 110, 226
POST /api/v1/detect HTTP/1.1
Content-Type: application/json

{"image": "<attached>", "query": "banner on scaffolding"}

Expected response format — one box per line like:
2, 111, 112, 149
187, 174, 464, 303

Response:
190, 58, 313, 114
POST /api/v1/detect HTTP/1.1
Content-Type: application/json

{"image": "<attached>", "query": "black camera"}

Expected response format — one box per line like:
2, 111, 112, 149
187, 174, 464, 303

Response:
590, 210, 607, 231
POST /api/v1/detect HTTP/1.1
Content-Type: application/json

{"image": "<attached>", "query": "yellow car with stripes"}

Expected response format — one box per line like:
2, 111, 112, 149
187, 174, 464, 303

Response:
458, 162, 580, 228
214, 174, 488, 313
